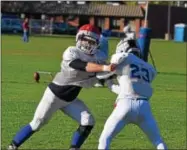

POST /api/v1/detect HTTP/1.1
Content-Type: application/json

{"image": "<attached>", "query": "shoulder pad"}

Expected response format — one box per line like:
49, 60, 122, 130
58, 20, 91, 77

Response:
110, 53, 128, 64
63, 46, 79, 61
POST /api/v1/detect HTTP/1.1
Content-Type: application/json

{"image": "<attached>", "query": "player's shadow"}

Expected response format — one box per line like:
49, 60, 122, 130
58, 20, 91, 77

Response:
157, 71, 186, 76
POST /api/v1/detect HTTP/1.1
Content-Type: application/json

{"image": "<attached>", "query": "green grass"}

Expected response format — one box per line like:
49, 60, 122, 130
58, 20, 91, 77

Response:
1, 35, 186, 149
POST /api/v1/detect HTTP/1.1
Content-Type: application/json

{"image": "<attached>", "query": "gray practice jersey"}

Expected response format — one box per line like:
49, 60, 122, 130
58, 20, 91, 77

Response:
111, 53, 157, 99
52, 46, 105, 88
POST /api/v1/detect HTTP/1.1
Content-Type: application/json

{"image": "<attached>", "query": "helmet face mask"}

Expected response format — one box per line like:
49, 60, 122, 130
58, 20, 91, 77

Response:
76, 24, 100, 55
76, 34, 99, 55
116, 39, 140, 57
116, 39, 130, 54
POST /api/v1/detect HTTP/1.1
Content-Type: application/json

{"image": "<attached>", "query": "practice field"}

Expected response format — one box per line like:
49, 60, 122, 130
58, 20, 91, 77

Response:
1, 35, 186, 149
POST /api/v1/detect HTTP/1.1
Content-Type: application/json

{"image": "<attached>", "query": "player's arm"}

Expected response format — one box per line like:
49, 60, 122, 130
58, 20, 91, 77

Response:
69, 59, 115, 72
96, 72, 120, 94
63, 47, 115, 73
105, 79, 120, 95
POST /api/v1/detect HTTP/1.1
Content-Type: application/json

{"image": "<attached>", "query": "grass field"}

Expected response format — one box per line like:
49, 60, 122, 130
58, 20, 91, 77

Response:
1, 35, 186, 149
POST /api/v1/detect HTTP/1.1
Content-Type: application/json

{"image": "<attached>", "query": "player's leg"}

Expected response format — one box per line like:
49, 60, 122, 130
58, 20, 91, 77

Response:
61, 99, 95, 149
94, 79, 105, 87
23, 31, 26, 42
98, 99, 130, 149
8, 87, 64, 149
138, 101, 167, 150
26, 31, 29, 42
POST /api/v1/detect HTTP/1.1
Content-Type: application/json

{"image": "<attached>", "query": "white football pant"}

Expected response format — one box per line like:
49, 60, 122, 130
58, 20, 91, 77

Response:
29, 87, 95, 131
98, 97, 167, 150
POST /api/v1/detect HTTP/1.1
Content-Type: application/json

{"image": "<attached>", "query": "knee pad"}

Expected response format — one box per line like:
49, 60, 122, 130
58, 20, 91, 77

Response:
71, 125, 94, 148
29, 117, 45, 131
77, 125, 94, 137
81, 111, 95, 126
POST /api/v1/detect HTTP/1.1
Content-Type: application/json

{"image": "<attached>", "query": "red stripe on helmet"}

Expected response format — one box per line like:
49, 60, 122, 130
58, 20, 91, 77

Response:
79, 24, 100, 35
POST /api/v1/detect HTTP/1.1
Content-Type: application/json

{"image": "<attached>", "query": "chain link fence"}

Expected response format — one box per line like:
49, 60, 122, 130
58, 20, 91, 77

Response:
1, 18, 78, 36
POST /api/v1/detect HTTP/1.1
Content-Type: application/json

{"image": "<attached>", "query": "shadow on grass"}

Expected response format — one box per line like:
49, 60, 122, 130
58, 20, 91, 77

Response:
157, 71, 186, 76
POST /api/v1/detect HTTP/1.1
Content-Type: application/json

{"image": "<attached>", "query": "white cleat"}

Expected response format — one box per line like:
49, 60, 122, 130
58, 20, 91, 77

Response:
7, 144, 17, 150
94, 83, 103, 87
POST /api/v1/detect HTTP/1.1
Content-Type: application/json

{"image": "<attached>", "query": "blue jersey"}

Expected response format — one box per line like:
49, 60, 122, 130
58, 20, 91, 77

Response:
99, 35, 109, 61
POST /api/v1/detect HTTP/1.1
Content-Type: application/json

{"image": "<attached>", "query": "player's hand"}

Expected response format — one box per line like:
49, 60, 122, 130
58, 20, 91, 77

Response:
103, 64, 116, 72
111, 63, 117, 71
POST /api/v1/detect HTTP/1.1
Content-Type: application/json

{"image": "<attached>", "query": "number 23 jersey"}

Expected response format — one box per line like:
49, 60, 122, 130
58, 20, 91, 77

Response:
115, 53, 157, 99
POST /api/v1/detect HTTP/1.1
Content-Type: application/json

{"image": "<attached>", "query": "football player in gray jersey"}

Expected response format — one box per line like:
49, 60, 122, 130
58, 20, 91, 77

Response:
7, 24, 115, 150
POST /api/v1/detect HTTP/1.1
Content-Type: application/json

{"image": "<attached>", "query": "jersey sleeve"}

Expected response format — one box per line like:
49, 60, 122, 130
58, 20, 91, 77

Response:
150, 66, 157, 82
63, 47, 79, 65
110, 53, 128, 64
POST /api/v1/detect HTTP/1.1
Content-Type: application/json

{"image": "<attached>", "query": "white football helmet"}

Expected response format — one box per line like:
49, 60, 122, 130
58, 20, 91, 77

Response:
76, 24, 100, 55
123, 24, 136, 39
123, 24, 131, 33
115, 38, 140, 56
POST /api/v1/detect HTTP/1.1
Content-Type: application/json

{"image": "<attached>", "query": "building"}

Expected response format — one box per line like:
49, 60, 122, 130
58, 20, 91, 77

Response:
1, 1, 187, 38
1, 1, 144, 37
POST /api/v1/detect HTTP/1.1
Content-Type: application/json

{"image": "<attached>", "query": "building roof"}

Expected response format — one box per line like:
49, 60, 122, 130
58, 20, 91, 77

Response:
65, 4, 144, 17
1, 2, 144, 17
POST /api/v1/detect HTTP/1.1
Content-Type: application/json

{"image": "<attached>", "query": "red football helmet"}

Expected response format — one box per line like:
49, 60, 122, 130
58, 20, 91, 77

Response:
76, 24, 100, 55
